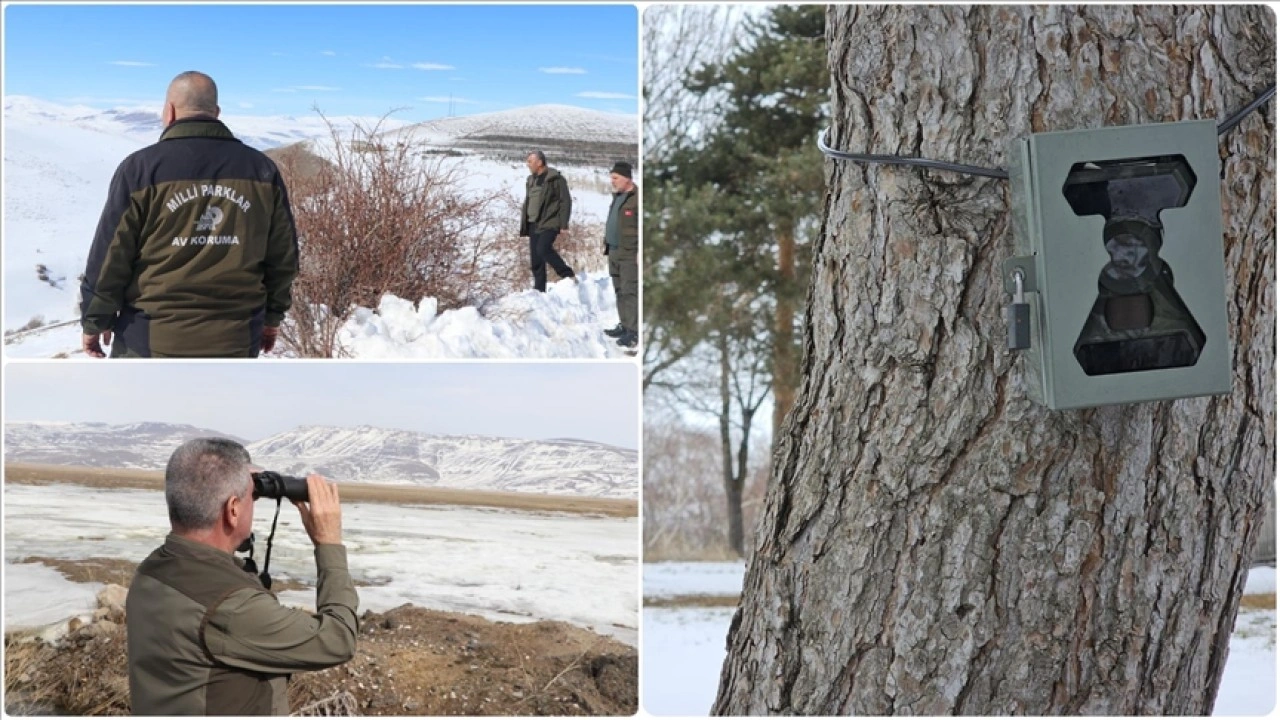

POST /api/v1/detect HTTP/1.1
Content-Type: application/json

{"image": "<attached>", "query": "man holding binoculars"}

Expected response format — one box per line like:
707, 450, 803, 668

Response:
126, 438, 358, 715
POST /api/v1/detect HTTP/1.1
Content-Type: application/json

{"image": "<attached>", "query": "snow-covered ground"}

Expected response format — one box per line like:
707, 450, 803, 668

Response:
3, 97, 632, 359
644, 606, 737, 716
644, 561, 745, 599
4, 484, 638, 645
339, 274, 625, 358
642, 562, 1277, 715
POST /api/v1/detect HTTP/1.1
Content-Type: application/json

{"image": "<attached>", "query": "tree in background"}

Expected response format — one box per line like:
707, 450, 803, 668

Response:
644, 5, 827, 557
715, 5, 1274, 713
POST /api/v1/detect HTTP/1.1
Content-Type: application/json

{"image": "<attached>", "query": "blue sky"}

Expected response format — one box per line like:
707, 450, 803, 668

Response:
3, 4, 638, 122
4, 362, 639, 448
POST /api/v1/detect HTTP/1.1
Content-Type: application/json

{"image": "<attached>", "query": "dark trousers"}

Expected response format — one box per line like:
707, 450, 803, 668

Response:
608, 247, 638, 333
528, 224, 574, 292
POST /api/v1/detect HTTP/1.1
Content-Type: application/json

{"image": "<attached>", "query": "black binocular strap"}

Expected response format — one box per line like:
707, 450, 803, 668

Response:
259, 497, 284, 590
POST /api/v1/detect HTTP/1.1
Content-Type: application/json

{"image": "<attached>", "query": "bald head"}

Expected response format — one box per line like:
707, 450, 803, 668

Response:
164, 71, 219, 125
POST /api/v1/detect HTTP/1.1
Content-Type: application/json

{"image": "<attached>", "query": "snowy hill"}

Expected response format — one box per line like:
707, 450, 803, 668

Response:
3, 96, 634, 359
400, 104, 634, 144
247, 425, 637, 498
3, 95, 407, 150
393, 103, 635, 165
2, 421, 246, 469
3, 422, 638, 499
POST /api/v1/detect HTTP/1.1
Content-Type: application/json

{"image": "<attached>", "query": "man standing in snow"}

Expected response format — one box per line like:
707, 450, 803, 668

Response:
80, 71, 298, 358
519, 150, 576, 291
602, 161, 639, 350
127, 438, 357, 715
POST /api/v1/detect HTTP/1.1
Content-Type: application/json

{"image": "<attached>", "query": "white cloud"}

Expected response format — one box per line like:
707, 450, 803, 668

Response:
109, 60, 153, 67
321, 50, 337, 57
576, 91, 635, 100
273, 86, 340, 93
64, 96, 154, 106
539, 67, 587, 75
412, 62, 454, 71
369, 56, 403, 69
419, 96, 478, 104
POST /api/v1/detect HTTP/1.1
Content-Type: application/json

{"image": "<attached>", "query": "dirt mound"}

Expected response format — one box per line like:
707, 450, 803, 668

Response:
5, 603, 636, 716
290, 605, 636, 715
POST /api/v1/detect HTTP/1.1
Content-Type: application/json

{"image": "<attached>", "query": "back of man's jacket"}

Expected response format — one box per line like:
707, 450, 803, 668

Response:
80, 117, 299, 357
126, 534, 358, 715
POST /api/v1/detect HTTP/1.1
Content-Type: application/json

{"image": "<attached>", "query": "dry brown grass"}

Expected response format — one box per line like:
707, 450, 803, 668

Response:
1240, 593, 1276, 611
18, 557, 137, 587
5, 627, 131, 715
643, 594, 739, 609
4, 463, 636, 518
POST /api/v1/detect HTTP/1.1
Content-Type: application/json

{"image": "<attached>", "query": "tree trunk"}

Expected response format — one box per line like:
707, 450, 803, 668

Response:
719, 332, 746, 556
714, 5, 1274, 715
774, 225, 798, 436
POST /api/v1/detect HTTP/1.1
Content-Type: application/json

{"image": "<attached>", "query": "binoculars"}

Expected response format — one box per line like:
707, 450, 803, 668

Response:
251, 471, 309, 502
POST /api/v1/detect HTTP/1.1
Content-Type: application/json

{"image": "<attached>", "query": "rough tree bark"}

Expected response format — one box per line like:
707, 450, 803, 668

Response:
714, 5, 1274, 715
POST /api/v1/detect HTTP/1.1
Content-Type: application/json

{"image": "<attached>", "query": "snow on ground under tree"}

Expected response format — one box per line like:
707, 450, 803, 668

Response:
641, 561, 1277, 715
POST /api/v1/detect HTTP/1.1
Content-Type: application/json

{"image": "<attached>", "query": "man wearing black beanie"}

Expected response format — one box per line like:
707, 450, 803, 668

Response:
603, 161, 639, 350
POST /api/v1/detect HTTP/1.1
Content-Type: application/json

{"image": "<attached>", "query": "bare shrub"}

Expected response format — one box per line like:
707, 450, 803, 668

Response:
556, 220, 606, 278
643, 421, 769, 561
275, 114, 516, 357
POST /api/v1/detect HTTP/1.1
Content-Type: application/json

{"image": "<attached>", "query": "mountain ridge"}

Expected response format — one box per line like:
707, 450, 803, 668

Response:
3, 421, 636, 498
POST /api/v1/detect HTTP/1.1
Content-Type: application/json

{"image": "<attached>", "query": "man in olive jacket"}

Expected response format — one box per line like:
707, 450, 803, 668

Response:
126, 438, 358, 715
602, 161, 639, 349
519, 150, 576, 291
80, 71, 298, 358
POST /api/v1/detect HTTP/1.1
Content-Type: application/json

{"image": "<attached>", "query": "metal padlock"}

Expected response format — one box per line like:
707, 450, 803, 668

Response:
1007, 269, 1031, 351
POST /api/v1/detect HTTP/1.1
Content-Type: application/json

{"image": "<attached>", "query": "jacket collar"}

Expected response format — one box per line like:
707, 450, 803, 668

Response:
165, 532, 241, 565
160, 117, 239, 143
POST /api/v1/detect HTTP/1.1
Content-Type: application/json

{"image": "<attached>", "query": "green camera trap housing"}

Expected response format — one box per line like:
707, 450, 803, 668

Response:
1006, 120, 1231, 410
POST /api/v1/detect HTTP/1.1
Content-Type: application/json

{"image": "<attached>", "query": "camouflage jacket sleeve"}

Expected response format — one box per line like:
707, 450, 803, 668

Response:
262, 174, 300, 328
556, 175, 572, 230
202, 544, 359, 673
80, 160, 145, 334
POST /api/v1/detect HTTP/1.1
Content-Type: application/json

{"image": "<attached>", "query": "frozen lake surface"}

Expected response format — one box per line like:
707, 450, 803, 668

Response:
4, 483, 638, 645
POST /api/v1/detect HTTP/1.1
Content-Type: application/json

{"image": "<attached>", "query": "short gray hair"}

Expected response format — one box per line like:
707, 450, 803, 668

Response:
168, 70, 219, 115
527, 150, 546, 164
165, 438, 251, 530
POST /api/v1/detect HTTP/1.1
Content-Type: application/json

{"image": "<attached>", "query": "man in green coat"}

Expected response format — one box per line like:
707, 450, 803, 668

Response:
602, 162, 639, 349
126, 438, 358, 715
80, 71, 299, 358
519, 150, 577, 291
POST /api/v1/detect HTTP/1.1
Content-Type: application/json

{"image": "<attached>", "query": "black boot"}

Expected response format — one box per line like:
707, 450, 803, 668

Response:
604, 323, 626, 338
616, 330, 638, 350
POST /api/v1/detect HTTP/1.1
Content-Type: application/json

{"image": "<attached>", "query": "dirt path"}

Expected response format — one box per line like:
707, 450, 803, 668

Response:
4, 463, 636, 518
